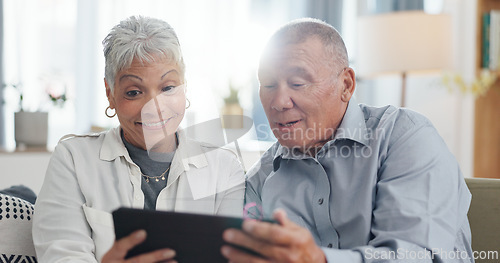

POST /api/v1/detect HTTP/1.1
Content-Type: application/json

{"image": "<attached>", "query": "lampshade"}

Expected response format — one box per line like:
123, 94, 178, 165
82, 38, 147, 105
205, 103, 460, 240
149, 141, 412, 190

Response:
357, 11, 453, 77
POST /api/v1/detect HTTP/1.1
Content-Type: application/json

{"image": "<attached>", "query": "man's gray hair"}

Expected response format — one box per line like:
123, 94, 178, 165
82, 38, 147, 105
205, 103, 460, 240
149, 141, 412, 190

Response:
103, 16, 185, 91
262, 18, 348, 71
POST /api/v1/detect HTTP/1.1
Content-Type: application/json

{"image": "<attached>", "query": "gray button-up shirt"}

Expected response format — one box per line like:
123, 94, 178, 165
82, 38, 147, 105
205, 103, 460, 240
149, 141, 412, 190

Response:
245, 100, 473, 262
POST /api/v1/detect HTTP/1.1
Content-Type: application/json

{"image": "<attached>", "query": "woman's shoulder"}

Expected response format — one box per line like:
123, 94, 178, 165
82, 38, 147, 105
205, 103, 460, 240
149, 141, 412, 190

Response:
55, 128, 118, 153
58, 131, 106, 146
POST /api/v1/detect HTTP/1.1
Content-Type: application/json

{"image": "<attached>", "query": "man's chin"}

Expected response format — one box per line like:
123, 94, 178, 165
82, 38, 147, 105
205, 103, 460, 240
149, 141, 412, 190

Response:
277, 139, 307, 152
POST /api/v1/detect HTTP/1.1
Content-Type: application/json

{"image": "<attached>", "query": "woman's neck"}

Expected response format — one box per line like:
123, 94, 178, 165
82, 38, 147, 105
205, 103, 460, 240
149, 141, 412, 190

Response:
146, 133, 178, 153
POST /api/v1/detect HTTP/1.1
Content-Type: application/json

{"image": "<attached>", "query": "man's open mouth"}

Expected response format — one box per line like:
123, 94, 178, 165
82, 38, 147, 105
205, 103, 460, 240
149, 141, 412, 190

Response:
278, 120, 301, 127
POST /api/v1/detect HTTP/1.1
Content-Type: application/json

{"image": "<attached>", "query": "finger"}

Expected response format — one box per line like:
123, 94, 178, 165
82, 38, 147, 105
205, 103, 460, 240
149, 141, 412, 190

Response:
272, 209, 293, 227
241, 218, 298, 246
112, 230, 148, 258
224, 228, 280, 259
221, 245, 270, 263
125, 248, 176, 263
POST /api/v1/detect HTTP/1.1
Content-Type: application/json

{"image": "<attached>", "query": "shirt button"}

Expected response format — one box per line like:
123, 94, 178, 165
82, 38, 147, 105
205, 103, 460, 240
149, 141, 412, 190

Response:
318, 198, 324, 205
327, 243, 333, 248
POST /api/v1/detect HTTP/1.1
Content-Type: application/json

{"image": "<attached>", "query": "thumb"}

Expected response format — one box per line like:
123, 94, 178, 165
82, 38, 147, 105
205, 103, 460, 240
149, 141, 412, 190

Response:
272, 208, 291, 227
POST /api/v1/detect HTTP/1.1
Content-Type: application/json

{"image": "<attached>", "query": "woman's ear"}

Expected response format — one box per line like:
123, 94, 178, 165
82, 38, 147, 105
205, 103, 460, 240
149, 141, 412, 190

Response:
104, 78, 115, 108
341, 67, 356, 102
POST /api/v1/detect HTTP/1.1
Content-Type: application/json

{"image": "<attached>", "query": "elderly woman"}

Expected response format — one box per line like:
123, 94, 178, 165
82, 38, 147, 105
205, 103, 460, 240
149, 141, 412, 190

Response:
33, 16, 245, 263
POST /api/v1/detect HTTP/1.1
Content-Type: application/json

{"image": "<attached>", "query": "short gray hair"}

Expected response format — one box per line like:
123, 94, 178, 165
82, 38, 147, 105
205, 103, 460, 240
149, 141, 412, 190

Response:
261, 18, 348, 71
103, 16, 185, 91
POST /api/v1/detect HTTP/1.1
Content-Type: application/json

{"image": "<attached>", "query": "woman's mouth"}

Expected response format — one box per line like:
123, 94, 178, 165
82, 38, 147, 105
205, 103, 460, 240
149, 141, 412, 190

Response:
139, 115, 177, 130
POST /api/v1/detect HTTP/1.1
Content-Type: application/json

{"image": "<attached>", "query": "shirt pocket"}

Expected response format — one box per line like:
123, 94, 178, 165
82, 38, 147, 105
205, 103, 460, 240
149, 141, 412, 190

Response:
82, 204, 114, 262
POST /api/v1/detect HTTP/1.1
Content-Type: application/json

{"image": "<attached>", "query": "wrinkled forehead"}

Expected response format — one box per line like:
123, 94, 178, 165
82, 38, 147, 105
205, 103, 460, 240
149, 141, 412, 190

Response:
258, 40, 327, 78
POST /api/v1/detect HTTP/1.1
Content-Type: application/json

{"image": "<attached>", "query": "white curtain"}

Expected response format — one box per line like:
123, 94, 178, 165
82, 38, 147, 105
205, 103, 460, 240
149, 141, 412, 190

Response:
2, 0, 301, 150
0, 0, 5, 148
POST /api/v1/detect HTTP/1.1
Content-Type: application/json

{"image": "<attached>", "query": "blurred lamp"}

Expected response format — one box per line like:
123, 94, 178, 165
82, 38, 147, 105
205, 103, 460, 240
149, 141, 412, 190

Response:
357, 11, 452, 107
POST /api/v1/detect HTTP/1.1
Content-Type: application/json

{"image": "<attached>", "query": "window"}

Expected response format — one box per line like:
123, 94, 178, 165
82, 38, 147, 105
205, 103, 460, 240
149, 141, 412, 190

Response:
2, 0, 296, 151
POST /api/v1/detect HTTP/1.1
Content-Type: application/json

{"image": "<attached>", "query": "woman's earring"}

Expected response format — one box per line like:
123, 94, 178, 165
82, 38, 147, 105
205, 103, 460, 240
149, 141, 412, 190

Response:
105, 106, 117, 118
186, 98, 191, 109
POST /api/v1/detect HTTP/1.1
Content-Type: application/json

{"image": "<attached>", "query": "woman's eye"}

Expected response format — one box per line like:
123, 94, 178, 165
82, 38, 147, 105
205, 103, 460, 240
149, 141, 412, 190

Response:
125, 90, 141, 97
162, 85, 176, 92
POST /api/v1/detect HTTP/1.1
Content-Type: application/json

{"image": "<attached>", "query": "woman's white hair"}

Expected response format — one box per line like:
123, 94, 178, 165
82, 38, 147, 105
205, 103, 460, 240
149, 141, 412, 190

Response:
103, 16, 185, 91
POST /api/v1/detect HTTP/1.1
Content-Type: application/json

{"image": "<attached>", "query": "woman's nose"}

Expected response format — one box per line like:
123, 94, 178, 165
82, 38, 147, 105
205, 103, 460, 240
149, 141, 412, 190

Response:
141, 94, 164, 119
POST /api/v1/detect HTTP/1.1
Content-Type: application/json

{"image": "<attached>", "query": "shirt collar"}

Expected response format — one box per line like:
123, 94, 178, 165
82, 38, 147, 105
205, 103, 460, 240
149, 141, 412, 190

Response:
332, 98, 369, 146
174, 128, 208, 170
100, 126, 208, 170
272, 98, 369, 162
100, 126, 130, 162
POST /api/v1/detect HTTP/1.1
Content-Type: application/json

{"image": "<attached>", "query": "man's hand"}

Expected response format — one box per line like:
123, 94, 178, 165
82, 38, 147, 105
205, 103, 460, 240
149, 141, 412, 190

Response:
101, 230, 177, 263
221, 209, 327, 263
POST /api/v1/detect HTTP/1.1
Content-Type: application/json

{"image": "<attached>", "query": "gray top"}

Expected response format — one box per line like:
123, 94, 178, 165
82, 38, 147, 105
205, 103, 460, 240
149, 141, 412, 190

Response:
245, 100, 473, 262
121, 133, 174, 210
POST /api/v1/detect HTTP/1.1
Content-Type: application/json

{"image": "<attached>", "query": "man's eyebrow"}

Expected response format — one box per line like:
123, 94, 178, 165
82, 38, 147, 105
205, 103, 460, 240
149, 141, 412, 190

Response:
119, 74, 142, 83
161, 69, 178, 80
287, 67, 312, 78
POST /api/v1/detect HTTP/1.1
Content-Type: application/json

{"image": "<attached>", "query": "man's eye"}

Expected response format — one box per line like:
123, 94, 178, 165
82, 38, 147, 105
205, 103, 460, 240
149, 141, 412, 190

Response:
125, 90, 141, 97
292, 83, 304, 88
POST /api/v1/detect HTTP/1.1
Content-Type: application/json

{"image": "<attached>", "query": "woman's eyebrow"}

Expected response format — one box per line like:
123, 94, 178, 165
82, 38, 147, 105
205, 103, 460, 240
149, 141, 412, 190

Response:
161, 69, 178, 80
119, 74, 142, 83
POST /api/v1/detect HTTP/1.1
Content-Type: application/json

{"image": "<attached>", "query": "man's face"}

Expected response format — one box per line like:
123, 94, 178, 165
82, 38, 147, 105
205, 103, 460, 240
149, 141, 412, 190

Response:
258, 37, 354, 153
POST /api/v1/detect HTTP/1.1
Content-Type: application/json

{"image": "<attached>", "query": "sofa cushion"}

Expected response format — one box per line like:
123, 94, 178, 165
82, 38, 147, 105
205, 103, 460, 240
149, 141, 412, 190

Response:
0, 193, 37, 262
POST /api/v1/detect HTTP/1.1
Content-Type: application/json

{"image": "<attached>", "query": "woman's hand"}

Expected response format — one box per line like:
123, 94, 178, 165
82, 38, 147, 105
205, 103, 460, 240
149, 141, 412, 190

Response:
101, 230, 177, 263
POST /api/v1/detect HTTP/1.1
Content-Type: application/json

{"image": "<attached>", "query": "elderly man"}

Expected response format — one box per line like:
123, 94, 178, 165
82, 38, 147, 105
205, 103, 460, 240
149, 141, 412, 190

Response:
222, 18, 473, 263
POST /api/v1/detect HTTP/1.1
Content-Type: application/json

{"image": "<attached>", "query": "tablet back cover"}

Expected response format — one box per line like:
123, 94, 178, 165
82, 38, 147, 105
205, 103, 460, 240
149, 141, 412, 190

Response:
113, 207, 243, 263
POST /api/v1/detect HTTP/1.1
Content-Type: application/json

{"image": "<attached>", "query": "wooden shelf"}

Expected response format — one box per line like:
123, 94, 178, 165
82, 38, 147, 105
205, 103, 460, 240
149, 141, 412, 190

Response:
474, 0, 500, 178
478, 69, 500, 77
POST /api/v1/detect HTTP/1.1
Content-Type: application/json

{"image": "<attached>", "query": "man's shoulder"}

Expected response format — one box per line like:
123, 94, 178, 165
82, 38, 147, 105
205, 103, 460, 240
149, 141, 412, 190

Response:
358, 104, 434, 136
245, 142, 280, 180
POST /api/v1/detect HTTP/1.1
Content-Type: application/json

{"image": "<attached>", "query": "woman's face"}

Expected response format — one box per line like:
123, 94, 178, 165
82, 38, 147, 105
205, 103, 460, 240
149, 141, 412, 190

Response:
106, 57, 186, 152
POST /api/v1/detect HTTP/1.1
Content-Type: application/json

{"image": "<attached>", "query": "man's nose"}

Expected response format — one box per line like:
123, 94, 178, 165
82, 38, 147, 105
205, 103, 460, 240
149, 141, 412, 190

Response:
271, 86, 293, 111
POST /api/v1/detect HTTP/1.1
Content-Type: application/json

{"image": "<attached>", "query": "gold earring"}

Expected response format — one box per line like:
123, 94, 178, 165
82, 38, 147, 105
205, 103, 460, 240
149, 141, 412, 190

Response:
105, 106, 116, 118
186, 98, 191, 109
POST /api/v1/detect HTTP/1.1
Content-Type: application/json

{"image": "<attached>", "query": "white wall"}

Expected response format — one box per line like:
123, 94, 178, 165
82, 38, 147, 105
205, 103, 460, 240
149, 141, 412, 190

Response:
356, 0, 477, 178
414, 0, 477, 178
0, 0, 480, 197
0, 152, 51, 194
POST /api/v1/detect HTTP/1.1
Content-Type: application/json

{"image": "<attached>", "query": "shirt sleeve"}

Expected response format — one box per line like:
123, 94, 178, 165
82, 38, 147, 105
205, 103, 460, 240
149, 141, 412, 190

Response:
32, 142, 98, 263
215, 150, 245, 217
244, 155, 274, 220
322, 120, 472, 262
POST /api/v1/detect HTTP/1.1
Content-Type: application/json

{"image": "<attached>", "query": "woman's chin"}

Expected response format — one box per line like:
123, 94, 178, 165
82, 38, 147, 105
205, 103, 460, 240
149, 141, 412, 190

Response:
143, 130, 177, 152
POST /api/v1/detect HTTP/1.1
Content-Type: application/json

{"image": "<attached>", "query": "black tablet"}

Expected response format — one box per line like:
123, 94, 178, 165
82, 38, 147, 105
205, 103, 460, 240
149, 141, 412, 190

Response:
112, 207, 272, 262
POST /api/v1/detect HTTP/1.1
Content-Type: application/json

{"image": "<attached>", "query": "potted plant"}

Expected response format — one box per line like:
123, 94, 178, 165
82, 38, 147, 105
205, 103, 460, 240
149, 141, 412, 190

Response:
4, 82, 60, 149
221, 85, 243, 129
